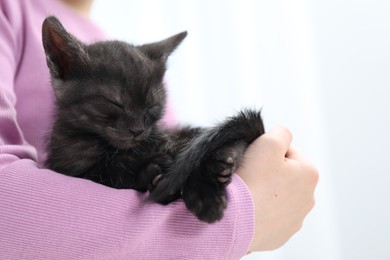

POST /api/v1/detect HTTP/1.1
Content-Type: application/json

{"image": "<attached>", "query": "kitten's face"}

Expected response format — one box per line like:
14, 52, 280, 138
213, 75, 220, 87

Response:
86, 82, 165, 150
42, 16, 186, 149
57, 65, 166, 149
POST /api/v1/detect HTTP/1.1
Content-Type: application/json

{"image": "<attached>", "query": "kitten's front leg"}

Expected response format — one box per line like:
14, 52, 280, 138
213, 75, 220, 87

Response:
182, 141, 247, 223
150, 110, 264, 222
148, 127, 204, 204
147, 143, 247, 222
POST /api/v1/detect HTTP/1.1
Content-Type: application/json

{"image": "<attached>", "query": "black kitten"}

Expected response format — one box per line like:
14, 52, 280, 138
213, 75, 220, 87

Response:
43, 16, 265, 223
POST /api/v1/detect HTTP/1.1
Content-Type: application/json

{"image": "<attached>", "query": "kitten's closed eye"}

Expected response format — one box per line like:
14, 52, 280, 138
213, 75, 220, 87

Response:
148, 105, 162, 118
101, 96, 124, 112
143, 105, 162, 127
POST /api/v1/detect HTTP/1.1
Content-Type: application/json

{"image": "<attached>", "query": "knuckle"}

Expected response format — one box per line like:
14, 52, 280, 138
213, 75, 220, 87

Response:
303, 198, 316, 215
297, 222, 303, 232
261, 134, 285, 150
302, 163, 319, 185
309, 198, 316, 210
292, 222, 303, 234
309, 166, 319, 185
279, 126, 293, 140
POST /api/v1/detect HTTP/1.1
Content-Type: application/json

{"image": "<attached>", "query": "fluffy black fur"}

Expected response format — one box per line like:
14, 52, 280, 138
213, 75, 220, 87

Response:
43, 16, 265, 223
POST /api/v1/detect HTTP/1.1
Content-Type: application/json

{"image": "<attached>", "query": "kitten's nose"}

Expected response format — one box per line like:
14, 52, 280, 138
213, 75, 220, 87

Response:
128, 128, 144, 137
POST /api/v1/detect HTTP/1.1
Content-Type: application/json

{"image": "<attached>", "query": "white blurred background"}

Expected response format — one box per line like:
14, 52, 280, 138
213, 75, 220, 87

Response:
91, 1, 390, 259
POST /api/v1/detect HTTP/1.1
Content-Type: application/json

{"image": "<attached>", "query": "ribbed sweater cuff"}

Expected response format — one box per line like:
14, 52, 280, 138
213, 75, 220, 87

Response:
226, 174, 255, 259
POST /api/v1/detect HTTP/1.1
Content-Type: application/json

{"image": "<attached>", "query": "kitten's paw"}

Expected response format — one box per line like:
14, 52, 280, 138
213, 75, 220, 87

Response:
152, 173, 163, 187
149, 172, 183, 205
146, 163, 163, 190
145, 154, 175, 193
182, 144, 246, 222
205, 145, 242, 187
183, 175, 227, 223
137, 163, 163, 192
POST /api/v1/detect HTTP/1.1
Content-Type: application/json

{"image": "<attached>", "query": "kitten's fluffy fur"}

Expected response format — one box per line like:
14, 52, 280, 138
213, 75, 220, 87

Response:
43, 16, 264, 223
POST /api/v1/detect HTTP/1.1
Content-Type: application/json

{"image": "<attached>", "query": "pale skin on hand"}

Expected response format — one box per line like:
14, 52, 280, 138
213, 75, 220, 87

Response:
237, 126, 319, 252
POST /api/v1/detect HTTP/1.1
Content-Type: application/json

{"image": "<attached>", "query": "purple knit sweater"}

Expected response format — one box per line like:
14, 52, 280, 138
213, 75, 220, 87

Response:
0, 0, 254, 259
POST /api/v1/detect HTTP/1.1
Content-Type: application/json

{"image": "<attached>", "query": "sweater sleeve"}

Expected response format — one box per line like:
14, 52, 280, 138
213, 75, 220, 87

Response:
0, 0, 38, 167
0, 161, 254, 260
0, 2, 255, 259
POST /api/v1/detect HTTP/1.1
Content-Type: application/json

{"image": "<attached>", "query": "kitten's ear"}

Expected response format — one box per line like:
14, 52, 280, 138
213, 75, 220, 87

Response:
42, 16, 87, 79
139, 31, 187, 62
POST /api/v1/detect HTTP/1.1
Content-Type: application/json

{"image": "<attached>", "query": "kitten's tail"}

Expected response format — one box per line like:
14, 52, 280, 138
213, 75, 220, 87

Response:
149, 109, 265, 203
